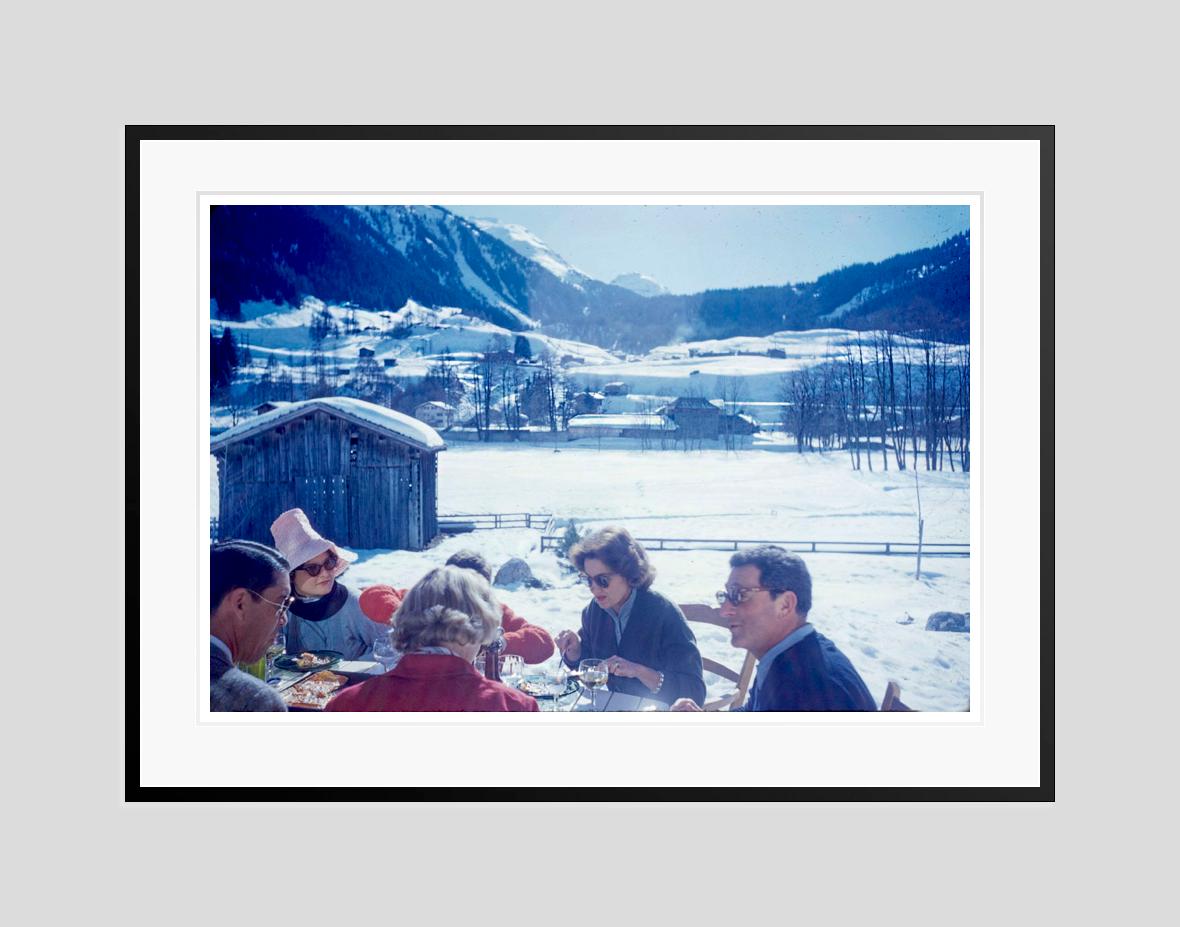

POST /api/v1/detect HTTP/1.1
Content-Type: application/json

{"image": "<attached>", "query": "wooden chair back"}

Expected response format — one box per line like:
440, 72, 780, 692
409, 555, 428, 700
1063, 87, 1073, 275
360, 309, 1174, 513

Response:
680, 603, 756, 711
880, 680, 913, 711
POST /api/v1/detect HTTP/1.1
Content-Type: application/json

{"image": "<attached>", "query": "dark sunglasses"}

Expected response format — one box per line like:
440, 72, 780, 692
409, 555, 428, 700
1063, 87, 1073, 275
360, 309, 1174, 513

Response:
296, 550, 339, 577
715, 586, 771, 606
580, 571, 617, 590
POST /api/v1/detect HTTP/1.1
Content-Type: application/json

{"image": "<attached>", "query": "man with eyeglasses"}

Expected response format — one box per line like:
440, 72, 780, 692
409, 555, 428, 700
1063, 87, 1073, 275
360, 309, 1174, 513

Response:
671, 545, 876, 712
210, 540, 293, 712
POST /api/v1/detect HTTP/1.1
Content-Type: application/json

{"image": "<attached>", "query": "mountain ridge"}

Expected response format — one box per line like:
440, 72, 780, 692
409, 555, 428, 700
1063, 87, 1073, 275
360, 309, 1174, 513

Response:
211, 205, 969, 347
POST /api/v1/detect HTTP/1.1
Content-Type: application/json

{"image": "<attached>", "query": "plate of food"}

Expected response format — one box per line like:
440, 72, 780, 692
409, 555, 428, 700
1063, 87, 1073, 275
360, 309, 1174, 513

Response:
515, 674, 580, 699
280, 670, 348, 710
274, 650, 343, 672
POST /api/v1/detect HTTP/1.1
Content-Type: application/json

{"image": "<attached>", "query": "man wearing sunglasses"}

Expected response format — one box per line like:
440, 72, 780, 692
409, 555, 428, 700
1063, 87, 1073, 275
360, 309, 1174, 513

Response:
671, 545, 876, 712
210, 540, 292, 712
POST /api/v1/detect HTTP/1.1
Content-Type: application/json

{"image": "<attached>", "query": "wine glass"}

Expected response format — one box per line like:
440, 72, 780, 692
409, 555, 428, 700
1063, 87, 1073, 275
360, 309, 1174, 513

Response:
371, 628, 399, 671
579, 658, 609, 710
500, 653, 524, 689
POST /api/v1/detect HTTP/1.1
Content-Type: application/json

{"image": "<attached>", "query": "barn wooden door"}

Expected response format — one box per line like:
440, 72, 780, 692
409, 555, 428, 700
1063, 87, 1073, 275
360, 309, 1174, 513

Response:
295, 475, 349, 545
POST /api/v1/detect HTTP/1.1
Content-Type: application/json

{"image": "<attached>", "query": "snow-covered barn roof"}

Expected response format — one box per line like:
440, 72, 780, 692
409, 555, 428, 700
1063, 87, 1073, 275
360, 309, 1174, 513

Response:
568, 413, 676, 430
668, 396, 720, 410
210, 396, 446, 453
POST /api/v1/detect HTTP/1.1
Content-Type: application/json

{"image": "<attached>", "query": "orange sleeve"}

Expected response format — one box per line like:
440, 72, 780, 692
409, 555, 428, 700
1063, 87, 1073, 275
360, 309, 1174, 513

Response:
358, 585, 407, 625
499, 602, 556, 664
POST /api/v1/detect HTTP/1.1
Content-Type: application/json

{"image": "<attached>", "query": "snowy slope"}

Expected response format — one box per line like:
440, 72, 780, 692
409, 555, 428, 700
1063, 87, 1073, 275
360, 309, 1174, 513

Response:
466, 217, 591, 286
215, 297, 950, 406
610, 272, 669, 297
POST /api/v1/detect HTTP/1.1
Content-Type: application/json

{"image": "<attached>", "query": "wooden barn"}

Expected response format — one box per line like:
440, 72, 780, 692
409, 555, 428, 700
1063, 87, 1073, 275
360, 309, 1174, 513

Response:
211, 396, 445, 551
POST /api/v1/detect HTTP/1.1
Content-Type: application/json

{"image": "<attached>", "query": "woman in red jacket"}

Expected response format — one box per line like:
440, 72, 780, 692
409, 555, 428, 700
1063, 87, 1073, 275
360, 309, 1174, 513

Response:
327, 565, 538, 713
357, 550, 555, 665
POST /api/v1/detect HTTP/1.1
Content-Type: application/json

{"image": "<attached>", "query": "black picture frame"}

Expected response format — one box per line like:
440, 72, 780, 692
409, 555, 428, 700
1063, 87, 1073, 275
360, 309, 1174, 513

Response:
127, 125, 1053, 802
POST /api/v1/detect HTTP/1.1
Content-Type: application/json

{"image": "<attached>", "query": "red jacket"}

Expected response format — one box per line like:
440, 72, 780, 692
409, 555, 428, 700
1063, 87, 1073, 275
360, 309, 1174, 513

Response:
325, 653, 539, 712
359, 586, 555, 665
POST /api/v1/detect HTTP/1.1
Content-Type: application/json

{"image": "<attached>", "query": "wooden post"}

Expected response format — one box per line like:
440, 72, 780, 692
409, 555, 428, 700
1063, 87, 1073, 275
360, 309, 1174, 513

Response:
915, 518, 924, 580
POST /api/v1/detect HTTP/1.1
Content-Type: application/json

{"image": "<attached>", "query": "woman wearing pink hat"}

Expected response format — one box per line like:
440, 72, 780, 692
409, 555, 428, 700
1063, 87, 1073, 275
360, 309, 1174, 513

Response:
269, 508, 385, 661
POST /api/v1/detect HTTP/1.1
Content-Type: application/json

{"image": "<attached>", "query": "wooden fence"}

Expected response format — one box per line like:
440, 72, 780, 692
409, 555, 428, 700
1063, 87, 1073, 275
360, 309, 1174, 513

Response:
539, 534, 969, 556
213, 513, 553, 540
439, 512, 553, 532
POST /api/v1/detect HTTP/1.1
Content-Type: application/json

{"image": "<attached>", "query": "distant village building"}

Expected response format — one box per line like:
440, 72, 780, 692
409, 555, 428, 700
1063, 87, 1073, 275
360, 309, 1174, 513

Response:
766, 348, 786, 359
414, 400, 455, 430
719, 412, 759, 435
383, 358, 398, 368
210, 396, 445, 551
568, 391, 605, 416
568, 413, 676, 440
603, 381, 630, 396
484, 349, 517, 366
662, 395, 721, 439
358, 347, 376, 358
253, 401, 289, 416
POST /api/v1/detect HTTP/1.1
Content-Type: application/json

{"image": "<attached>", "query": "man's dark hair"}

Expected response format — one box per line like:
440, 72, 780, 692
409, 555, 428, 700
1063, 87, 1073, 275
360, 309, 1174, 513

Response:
729, 545, 812, 615
211, 540, 289, 612
445, 549, 493, 582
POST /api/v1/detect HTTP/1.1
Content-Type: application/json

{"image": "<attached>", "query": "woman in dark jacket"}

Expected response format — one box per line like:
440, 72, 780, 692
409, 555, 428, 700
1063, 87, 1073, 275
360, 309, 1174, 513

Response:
554, 526, 706, 707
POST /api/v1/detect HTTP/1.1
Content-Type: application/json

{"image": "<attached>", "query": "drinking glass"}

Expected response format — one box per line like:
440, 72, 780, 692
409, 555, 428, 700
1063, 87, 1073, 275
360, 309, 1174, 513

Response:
372, 628, 399, 671
579, 658, 609, 710
500, 653, 524, 688
264, 628, 286, 684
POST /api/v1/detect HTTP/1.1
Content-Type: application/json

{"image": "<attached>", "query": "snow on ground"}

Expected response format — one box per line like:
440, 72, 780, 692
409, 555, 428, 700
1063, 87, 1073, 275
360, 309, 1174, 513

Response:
216, 299, 613, 367
320, 441, 970, 711
215, 301, 939, 404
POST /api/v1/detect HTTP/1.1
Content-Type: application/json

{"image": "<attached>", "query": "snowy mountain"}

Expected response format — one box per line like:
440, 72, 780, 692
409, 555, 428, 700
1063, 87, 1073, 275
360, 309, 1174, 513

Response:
610, 272, 669, 297
465, 217, 592, 287
211, 205, 684, 351
211, 206, 969, 350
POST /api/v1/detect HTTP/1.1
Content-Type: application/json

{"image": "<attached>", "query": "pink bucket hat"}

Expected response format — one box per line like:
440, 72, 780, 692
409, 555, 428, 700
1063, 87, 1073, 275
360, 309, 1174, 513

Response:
269, 508, 357, 579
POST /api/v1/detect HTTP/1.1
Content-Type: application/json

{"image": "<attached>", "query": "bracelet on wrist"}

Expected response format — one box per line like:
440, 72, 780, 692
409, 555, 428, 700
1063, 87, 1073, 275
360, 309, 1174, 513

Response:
650, 671, 665, 695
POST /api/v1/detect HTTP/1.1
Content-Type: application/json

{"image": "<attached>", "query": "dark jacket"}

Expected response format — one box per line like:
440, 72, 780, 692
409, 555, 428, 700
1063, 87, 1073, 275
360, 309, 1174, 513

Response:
743, 629, 877, 711
569, 588, 706, 707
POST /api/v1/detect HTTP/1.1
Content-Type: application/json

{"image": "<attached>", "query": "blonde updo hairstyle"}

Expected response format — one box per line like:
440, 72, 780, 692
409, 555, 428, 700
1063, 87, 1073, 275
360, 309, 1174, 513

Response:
392, 565, 502, 653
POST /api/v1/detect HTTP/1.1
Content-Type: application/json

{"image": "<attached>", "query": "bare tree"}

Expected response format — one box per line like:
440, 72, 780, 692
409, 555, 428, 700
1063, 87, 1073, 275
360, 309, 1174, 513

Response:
957, 345, 970, 472
781, 368, 820, 453
539, 352, 564, 433
719, 376, 748, 451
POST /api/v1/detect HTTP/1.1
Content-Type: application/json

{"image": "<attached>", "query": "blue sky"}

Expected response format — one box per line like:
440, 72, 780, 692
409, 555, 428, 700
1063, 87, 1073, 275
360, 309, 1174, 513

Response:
448, 205, 969, 295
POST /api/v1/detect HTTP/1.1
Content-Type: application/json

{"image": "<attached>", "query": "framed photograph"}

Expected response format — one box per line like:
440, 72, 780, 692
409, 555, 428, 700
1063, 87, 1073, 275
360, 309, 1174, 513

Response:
130, 126, 1051, 799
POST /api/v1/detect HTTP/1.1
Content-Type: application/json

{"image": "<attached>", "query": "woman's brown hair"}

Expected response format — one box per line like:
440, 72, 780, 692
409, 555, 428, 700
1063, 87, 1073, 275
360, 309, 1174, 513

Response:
570, 526, 656, 591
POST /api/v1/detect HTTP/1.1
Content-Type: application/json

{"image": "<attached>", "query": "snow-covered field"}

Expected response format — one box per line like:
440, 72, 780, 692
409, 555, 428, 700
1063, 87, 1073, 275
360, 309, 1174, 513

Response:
216, 439, 970, 711
213, 299, 937, 402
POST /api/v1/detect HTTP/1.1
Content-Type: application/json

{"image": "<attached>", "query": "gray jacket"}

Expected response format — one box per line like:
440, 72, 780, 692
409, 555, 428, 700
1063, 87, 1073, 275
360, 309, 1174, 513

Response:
285, 583, 383, 661
210, 640, 287, 712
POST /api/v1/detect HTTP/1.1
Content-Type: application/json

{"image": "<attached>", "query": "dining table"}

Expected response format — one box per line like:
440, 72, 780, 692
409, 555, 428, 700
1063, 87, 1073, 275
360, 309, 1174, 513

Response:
515, 673, 668, 712
269, 660, 668, 711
